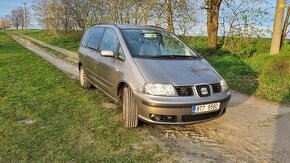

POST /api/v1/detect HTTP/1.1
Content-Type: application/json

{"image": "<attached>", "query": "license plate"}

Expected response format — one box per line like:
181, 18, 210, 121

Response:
192, 102, 220, 114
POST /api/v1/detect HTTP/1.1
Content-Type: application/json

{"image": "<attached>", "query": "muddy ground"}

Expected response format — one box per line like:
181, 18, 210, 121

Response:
11, 34, 290, 162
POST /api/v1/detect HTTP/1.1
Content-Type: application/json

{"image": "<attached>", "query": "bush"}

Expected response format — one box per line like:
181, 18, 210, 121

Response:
223, 37, 271, 58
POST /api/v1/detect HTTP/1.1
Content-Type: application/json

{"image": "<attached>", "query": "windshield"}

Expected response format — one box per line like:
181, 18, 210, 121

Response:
122, 29, 198, 58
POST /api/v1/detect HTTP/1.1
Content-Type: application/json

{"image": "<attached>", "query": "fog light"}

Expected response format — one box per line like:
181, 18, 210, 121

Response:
150, 114, 161, 121
149, 114, 177, 122
167, 116, 173, 120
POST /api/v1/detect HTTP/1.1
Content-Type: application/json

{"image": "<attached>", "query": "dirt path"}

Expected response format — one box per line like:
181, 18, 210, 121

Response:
10, 34, 78, 79
17, 34, 78, 60
10, 33, 290, 162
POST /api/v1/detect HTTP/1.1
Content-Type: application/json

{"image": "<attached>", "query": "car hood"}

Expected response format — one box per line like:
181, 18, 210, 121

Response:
133, 58, 222, 86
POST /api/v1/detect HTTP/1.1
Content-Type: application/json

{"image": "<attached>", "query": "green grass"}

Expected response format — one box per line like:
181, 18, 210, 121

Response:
14, 30, 290, 103
0, 31, 169, 162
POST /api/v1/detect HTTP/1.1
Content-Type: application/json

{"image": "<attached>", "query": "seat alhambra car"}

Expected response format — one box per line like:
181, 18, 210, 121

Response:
78, 23, 231, 128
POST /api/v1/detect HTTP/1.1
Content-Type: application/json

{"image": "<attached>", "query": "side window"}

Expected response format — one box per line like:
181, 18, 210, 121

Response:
87, 27, 105, 50
81, 28, 92, 47
100, 28, 119, 53
117, 46, 125, 61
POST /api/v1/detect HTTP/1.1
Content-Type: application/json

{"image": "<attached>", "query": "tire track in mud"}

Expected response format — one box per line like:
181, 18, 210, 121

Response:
10, 33, 290, 162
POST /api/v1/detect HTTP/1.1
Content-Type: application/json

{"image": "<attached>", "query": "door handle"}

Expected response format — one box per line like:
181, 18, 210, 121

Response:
95, 59, 100, 70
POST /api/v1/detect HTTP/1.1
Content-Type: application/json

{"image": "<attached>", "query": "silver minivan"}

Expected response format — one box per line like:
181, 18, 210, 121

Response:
78, 24, 231, 128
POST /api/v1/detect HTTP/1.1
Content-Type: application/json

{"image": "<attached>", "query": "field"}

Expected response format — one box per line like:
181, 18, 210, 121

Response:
0, 31, 168, 161
12, 29, 290, 103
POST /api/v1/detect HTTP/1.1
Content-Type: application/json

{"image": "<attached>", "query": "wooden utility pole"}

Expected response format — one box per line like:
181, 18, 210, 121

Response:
23, 3, 27, 29
281, 6, 290, 47
270, 0, 286, 54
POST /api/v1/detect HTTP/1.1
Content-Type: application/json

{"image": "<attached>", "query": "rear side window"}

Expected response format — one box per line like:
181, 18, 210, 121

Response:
87, 27, 105, 50
100, 28, 119, 53
81, 28, 92, 47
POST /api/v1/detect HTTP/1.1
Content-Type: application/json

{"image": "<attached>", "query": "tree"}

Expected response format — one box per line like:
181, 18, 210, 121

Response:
0, 15, 11, 30
9, 6, 30, 30
10, 8, 22, 29
270, 0, 286, 54
0, 19, 10, 30
281, 6, 290, 47
219, 0, 269, 51
205, 0, 222, 50
174, 0, 197, 35
165, 0, 174, 33
31, 0, 196, 35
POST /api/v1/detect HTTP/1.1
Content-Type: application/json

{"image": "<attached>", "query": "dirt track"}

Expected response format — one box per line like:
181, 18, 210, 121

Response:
10, 33, 290, 162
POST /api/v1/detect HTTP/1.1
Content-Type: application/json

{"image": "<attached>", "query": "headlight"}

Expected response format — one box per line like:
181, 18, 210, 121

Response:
144, 83, 176, 96
220, 79, 228, 92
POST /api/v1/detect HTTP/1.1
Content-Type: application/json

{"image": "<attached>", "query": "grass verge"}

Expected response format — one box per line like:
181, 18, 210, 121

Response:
12, 29, 81, 52
0, 31, 169, 162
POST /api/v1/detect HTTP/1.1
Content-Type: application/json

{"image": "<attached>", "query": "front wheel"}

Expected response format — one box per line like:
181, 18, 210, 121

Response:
122, 87, 138, 128
79, 65, 91, 88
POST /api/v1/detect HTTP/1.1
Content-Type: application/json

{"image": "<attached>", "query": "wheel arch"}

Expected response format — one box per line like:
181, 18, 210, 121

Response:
117, 81, 129, 99
78, 62, 82, 70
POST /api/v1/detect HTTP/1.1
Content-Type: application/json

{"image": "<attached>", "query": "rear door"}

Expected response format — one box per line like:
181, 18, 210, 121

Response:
98, 28, 120, 96
85, 27, 105, 85
79, 27, 92, 70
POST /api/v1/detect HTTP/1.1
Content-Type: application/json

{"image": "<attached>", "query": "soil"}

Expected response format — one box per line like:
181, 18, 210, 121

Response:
11, 33, 290, 162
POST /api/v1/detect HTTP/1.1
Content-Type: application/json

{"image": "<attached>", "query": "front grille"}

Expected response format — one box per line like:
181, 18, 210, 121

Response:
211, 83, 221, 93
175, 86, 193, 96
182, 110, 223, 122
195, 85, 211, 97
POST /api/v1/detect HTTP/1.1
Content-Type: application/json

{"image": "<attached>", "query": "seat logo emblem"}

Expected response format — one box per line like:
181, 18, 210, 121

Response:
201, 87, 208, 95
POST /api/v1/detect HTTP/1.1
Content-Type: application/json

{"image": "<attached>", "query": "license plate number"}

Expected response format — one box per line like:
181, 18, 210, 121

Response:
192, 103, 220, 114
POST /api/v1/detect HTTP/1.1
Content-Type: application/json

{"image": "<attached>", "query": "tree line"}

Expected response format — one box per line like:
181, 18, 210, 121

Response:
31, 0, 197, 34
0, 5, 30, 30
1, 0, 289, 53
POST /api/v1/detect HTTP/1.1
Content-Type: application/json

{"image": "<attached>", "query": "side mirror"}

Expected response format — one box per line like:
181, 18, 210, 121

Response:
101, 50, 114, 57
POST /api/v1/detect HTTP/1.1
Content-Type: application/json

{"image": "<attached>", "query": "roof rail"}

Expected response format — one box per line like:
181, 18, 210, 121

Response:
145, 25, 165, 30
94, 22, 116, 26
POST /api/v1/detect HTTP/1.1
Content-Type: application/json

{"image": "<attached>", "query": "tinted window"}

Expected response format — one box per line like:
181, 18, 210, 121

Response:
87, 27, 105, 50
81, 28, 92, 47
100, 28, 119, 53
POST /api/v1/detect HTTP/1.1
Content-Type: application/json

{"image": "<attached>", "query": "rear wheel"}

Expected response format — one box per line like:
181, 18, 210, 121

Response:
79, 65, 91, 88
122, 87, 138, 128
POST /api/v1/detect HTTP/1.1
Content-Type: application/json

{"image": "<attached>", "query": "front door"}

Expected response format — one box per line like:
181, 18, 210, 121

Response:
97, 28, 120, 96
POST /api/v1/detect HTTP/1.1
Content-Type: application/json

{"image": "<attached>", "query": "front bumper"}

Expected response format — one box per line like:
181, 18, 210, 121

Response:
134, 91, 231, 124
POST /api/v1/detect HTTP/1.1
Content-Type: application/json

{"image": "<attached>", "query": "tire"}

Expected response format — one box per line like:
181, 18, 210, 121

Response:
79, 65, 91, 89
122, 87, 138, 128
